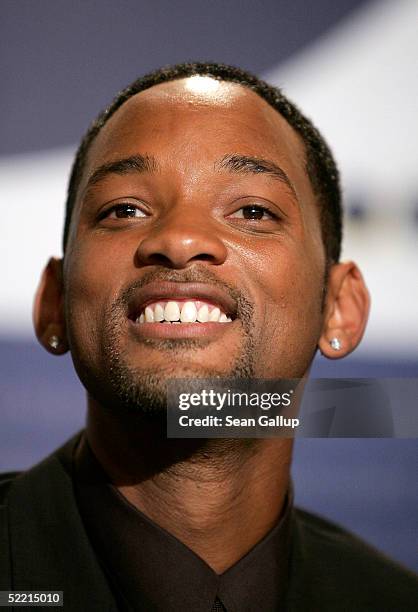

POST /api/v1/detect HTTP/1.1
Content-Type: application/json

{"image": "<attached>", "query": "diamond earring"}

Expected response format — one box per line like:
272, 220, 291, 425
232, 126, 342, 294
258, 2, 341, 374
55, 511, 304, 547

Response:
49, 335, 60, 350
330, 337, 341, 351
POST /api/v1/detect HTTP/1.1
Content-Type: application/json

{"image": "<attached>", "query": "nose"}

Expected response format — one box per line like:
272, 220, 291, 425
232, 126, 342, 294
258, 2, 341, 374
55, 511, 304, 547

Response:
136, 211, 228, 269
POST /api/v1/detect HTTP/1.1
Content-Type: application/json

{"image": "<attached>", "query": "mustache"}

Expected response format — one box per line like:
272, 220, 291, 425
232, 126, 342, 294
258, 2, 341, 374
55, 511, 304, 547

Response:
121, 265, 241, 305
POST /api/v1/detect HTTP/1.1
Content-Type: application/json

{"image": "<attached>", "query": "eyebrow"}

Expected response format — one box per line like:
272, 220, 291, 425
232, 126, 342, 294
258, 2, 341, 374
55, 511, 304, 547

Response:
84, 154, 158, 193
216, 153, 297, 199
83, 152, 297, 202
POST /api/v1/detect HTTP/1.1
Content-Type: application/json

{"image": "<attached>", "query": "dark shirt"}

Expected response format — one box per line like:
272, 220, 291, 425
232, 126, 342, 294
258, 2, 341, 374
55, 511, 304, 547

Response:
73, 436, 293, 612
2, 433, 418, 610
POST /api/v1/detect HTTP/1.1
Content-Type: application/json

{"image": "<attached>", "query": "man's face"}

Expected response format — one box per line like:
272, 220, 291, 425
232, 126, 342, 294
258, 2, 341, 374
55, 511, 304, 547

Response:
63, 77, 326, 412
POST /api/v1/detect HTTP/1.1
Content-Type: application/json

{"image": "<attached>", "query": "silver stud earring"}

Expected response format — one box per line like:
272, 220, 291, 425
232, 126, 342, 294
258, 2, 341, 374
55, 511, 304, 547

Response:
49, 335, 60, 350
330, 337, 341, 351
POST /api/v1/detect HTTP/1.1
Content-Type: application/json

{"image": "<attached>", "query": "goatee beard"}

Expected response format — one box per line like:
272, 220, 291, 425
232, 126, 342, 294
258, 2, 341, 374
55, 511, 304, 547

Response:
97, 266, 256, 417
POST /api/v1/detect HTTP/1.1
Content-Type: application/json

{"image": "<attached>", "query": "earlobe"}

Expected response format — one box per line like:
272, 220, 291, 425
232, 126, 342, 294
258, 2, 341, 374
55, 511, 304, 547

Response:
33, 257, 69, 355
319, 262, 370, 359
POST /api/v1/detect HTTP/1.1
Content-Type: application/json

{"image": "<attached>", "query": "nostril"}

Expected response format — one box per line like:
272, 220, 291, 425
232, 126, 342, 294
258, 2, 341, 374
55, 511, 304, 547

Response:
190, 253, 215, 262
139, 252, 174, 267
136, 231, 227, 268
136, 251, 221, 268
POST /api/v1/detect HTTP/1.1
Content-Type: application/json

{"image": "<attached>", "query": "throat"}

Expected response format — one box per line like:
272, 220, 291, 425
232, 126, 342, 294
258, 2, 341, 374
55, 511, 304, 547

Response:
84, 406, 292, 574
115, 438, 292, 574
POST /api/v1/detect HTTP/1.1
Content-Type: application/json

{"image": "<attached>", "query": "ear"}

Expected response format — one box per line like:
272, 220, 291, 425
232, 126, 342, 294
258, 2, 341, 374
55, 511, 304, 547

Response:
318, 261, 370, 359
33, 257, 68, 355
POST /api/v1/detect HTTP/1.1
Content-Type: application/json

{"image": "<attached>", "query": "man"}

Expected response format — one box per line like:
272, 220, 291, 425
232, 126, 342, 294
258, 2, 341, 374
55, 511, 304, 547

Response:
1, 63, 417, 611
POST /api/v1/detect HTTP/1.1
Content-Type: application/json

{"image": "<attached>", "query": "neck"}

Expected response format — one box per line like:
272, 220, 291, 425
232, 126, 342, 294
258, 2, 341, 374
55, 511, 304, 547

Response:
86, 400, 293, 574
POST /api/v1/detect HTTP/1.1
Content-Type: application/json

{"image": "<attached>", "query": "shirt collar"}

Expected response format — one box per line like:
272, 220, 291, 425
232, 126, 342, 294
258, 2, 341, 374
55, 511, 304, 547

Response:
73, 436, 293, 612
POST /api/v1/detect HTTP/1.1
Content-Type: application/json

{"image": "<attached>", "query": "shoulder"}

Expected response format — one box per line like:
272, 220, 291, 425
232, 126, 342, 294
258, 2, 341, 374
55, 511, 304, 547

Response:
0, 471, 21, 503
291, 506, 418, 611
0, 433, 82, 506
0, 433, 119, 608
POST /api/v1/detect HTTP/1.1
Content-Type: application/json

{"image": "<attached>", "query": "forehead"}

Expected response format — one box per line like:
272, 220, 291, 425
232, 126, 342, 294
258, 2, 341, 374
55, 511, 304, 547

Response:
83, 77, 308, 184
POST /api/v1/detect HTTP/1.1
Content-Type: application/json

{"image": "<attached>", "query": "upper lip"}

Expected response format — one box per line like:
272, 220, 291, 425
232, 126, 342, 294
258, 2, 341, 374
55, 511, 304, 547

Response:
127, 282, 238, 319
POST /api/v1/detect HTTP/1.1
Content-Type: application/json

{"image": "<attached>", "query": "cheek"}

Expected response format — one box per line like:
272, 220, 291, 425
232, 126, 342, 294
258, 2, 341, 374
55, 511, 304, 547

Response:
65, 235, 132, 302
63, 242, 124, 358
238, 240, 325, 375
264, 266, 322, 331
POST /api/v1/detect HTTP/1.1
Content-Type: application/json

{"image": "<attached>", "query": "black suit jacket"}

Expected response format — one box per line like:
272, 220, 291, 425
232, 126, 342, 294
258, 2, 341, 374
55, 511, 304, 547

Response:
1, 434, 417, 611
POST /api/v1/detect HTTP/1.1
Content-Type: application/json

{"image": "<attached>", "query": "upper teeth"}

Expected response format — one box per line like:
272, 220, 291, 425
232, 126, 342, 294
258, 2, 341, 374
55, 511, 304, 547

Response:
136, 300, 232, 324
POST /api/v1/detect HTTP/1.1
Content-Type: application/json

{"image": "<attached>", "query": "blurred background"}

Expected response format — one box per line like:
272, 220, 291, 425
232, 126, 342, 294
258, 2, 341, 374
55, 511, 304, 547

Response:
1, 0, 417, 571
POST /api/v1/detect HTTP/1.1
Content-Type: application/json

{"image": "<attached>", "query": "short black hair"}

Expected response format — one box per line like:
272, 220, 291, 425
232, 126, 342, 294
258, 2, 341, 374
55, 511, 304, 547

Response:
63, 62, 342, 262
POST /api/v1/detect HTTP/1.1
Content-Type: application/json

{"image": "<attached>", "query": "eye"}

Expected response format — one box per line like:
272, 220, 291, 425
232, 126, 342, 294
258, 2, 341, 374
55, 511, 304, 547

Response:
99, 203, 148, 220
229, 204, 277, 221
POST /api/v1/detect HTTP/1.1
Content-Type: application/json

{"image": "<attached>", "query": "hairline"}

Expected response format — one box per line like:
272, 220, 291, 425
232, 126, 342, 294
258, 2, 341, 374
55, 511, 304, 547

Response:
77, 83, 310, 207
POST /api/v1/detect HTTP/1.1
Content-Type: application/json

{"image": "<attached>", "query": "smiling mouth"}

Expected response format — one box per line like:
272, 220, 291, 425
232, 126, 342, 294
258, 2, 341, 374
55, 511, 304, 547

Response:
133, 299, 233, 324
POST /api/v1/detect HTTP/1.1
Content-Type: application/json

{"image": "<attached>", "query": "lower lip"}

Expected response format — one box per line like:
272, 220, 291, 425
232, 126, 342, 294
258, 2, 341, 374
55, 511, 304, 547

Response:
128, 319, 235, 339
